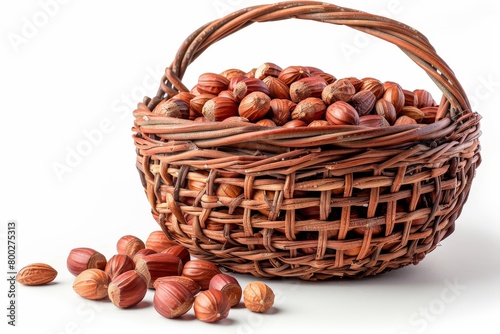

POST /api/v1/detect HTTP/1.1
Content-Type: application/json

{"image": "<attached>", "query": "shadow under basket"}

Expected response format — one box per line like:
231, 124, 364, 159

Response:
132, 1, 481, 280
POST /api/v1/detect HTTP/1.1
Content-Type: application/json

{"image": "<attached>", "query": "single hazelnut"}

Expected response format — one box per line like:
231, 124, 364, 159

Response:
160, 244, 191, 265
221, 116, 250, 123
375, 99, 397, 125
116, 235, 145, 257
153, 99, 190, 119
238, 91, 271, 122
108, 270, 148, 308
349, 90, 376, 116
282, 119, 307, 128
345, 77, 363, 91
145, 231, 177, 253
326, 101, 360, 125
104, 254, 135, 280
66, 247, 107, 276
308, 120, 330, 127
189, 93, 216, 117
289, 76, 327, 102
202, 96, 239, 122
193, 289, 231, 323
394, 115, 417, 125
132, 248, 157, 264
277, 66, 310, 85
321, 79, 356, 104
232, 77, 270, 101
135, 253, 183, 289
307, 67, 336, 83
215, 183, 243, 199
399, 106, 425, 123
359, 115, 390, 128
383, 83, 405, 112
254, 62, 283, 80
153, 281, 194, 319
252, 189, 276, 217
72, 269, 110, 300
181, 259, 221, 290
414, 89, 436, 108
197, 73, 229, 95
421, 106, 438, 124
218, 90, 238, 102
263, 76, 290, 99
256, 119, 277, 127
360, 77, 384, 99
269, 99, 296, 125
209, 273, 242, 307
219, 68, 246, 80
153, 275, 201, 295
243, 281, 275, 313
403, 89, 418, 107
291, 97, 326, 124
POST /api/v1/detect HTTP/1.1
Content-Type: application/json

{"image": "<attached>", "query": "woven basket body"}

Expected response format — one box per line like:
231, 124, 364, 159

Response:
133, 1, 481, 280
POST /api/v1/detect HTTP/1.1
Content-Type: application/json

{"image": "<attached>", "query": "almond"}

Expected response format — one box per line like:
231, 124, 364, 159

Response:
16, 263, 57, 286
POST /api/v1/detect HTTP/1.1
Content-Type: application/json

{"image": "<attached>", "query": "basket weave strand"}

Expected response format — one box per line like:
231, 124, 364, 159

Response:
133, 1, 481, 280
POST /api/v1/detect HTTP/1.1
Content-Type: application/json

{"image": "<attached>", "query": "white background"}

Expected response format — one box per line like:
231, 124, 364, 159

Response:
1, 0, 499, 333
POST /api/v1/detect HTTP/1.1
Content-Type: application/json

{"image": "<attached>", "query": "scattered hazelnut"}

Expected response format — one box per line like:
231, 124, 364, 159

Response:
160, 244, 191, 265
116, 235, 145, 257
181, 259, 221, 290
104, 254, 135, 280
108, 270, 148, 308
145, 231, 177, 253
153, 275, 201, 295
72, 269, 110, 300
209, 273, 242, 307
243, 281, 275, 313
135, 253, 183, 289
193, 289, 231, 323
66, 247, 106, 276
153, 281, 194, 319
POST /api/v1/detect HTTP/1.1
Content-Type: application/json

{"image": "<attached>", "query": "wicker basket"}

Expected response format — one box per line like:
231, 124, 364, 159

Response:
132, 1, 481, 280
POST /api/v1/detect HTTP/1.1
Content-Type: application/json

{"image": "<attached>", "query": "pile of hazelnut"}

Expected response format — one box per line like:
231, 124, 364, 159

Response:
152, 62, 438, 127
16, 231, 275, 323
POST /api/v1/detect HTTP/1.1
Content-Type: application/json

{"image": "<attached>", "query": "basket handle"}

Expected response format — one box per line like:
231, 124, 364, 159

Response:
150, 1, 471, 121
